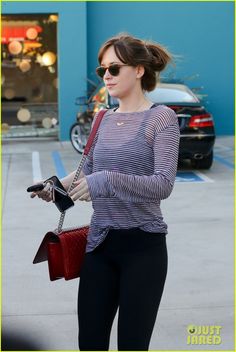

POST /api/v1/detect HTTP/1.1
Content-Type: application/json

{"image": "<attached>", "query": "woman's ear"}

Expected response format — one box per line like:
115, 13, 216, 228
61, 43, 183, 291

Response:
136, 65, 145, 79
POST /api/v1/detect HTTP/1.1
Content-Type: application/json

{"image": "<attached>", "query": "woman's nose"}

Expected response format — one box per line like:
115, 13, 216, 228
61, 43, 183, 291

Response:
104, 68, 112, 79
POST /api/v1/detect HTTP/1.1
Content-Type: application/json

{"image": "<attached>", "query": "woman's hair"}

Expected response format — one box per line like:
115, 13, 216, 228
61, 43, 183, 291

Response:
98, 33, 173, 92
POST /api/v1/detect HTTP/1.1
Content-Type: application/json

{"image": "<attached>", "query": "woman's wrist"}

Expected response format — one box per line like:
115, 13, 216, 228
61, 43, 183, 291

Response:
60, 172, 76, 191
60, 170, 84, 191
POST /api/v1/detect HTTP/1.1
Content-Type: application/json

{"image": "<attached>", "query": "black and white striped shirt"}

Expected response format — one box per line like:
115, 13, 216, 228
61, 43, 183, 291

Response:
83, 104, 180, 252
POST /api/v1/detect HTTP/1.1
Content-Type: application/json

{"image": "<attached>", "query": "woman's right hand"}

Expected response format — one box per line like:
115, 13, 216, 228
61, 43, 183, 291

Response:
30, 182, 52, 202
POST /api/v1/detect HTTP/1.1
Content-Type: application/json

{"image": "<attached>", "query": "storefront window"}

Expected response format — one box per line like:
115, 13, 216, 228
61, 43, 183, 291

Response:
1, 14, 58, 138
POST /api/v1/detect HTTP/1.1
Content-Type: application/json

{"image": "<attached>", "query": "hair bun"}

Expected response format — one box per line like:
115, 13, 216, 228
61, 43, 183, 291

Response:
146, 43, 172, 72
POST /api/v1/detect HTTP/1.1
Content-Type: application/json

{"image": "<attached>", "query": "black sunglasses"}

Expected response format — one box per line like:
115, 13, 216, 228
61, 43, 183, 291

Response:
96, 64, 130, 78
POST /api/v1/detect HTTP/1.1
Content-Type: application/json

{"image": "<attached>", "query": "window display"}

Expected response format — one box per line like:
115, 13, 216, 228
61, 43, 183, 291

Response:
1, 14, 58, 138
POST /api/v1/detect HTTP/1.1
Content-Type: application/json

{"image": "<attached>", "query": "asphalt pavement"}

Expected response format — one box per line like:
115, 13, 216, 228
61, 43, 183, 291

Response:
2, 136, 234, 351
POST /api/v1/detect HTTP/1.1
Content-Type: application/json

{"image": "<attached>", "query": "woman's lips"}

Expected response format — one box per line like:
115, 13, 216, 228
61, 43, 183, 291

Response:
106, 84, 116, 88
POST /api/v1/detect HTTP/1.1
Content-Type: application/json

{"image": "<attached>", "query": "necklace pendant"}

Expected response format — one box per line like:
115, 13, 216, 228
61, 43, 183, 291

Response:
117, 122, 124, 126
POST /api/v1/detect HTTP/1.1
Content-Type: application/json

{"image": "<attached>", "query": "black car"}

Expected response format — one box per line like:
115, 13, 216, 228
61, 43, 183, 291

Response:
145, 83, 215, 169
71, 83, 215, 169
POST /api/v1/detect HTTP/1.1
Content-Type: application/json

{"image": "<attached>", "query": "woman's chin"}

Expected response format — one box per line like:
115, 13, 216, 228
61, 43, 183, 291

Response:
109, 91, 119, 98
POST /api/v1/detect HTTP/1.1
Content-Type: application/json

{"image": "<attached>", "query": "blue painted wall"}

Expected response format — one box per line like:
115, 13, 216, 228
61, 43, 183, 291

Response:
87, 1, 234, 136
2, 1, 234, 138
2, 1, 87, 140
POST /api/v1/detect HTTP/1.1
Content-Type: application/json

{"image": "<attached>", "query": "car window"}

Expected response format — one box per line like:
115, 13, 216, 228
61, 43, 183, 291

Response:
146, 87, 199, 103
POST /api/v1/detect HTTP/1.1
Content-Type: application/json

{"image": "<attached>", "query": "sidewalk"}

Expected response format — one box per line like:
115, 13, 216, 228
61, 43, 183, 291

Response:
2, 136, 234, 350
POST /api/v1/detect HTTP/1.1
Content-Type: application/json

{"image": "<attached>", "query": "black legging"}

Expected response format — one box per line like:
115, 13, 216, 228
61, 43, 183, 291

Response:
78, 228, 168, 351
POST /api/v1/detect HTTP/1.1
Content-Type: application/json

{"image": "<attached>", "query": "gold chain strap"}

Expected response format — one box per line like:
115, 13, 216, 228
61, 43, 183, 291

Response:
56, 154, 87, 233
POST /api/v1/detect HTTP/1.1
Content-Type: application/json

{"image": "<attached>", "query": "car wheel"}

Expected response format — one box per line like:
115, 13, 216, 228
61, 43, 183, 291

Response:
191, 150, 213, 170
70, 123, 88, 154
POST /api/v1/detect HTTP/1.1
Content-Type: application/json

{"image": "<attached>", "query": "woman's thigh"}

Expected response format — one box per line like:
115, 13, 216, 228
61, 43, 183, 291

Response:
117, 233, 168, 350
78, 251, 119, 350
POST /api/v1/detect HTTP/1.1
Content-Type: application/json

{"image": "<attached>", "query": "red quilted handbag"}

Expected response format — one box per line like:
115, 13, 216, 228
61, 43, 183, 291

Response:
33, 226, 89, 281
32, 110, 107, 281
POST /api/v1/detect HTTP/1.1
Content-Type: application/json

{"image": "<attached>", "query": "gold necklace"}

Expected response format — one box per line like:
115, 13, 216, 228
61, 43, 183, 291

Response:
116, 100, 148, 126
135, 100, 149, 112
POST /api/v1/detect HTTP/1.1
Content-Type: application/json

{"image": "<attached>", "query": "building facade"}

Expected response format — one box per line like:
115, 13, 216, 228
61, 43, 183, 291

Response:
2, 1, 234, 140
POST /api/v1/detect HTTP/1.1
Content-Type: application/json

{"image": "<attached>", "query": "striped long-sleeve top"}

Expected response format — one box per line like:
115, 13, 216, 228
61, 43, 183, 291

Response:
83, 104, 180, 252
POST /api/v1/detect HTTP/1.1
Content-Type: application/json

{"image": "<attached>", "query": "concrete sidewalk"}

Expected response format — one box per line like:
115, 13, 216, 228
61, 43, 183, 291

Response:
2, 136, 234, 350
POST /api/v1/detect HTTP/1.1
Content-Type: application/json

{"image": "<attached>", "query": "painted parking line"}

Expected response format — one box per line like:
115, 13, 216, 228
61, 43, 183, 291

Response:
214, 144, 234, 152
32, 151, 43, 182
176, 171, 213, 183
51, 151, 67, 178
213, 154, 234, 170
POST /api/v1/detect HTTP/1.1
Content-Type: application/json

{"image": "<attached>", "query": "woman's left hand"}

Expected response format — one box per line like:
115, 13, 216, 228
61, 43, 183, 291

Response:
69, 177, 91, 202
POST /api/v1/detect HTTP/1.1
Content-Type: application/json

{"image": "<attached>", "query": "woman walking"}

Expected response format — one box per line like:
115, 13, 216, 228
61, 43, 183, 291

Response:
32, 33, 180, 351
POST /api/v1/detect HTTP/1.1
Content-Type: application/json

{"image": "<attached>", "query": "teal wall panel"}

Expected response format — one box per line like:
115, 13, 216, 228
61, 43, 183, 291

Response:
87, 1, 234, 136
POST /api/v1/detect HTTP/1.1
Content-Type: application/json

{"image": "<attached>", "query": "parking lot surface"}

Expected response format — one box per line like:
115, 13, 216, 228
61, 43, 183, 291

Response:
2, 136, 234, 350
